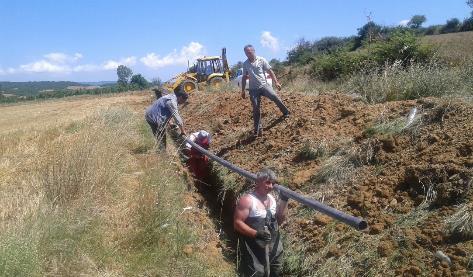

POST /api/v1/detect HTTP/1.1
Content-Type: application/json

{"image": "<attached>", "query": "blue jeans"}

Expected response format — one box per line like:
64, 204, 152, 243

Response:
249, 86, 289, 134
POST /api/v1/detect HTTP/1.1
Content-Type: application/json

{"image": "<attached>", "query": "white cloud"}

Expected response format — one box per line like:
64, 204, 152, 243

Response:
399, 19, 410, 26
140, 42, 205, 69
14, 53, 137, 74
102, 56, 137, 70
44, 52, 83, 64
4, 46, 204, 76
260, 31, 279, 52
19, 52, 84, 73
20, 60, 70, 73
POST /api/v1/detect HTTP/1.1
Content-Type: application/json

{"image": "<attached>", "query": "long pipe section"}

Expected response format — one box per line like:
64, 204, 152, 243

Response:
184, 137, 368, 231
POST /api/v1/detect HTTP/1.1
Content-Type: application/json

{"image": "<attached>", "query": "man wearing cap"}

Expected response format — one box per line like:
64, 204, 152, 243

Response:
241, 45, 290, 137
234, 168, 289, 277
145, 91, 188, 150
185, 130, 211, 180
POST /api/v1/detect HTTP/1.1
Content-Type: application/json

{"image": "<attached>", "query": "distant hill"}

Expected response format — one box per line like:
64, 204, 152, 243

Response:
79, 81, 116, 86
0, 81, 98, 96
422, 31, 473, 65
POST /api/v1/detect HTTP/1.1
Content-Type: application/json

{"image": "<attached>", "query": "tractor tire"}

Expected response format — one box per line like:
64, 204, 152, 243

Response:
209, 77, 224, 89
179, 80, 198, 93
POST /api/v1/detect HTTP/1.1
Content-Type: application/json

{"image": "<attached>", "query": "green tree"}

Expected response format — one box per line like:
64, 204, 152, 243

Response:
408, 15, 427, 29
468, 0, 473, 8
356, 22, 384, 47
151, 77, 163, 87
287, 38, 314, 64
269, 59, 285, 75
230, 61, 243, 78
441, 18, 461, 33
130, 74, 149, 89
461, 16, 473, 31
117, 65, 133, 86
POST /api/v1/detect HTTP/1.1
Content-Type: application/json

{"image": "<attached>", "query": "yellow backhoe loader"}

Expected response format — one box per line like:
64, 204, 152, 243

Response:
161, 48, 230, 94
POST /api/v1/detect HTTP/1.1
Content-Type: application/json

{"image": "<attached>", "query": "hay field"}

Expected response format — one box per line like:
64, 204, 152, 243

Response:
0, 92, 234, 276
0, 93, 148, 134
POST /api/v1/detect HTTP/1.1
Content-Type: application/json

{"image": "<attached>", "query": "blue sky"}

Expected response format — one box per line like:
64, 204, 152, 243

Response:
0, 0, 471, 82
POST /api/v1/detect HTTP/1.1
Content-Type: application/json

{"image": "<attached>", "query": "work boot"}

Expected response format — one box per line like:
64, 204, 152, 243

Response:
252, 129, 263, 138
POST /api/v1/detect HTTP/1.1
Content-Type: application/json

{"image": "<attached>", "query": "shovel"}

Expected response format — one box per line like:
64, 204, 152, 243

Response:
264, 226, 270, 277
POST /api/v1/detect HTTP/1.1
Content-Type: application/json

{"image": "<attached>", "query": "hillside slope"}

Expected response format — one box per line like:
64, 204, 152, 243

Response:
422, 31, 473, 65
181, 91, 472, 276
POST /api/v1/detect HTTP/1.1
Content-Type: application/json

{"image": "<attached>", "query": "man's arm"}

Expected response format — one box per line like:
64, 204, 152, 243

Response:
267, 69, 282, 91
166, 100, 186, 135
234, 195, 257, 238
241, 75, 248, 99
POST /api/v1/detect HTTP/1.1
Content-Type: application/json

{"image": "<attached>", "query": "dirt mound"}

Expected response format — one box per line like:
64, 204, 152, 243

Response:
181, 91, 473, 275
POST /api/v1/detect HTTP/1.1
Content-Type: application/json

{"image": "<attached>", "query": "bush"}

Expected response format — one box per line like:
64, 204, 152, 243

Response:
441, 18, 461, 34
368, 30, 433, 65
310, 30, 433, 81
287, 37, 354, 65
310, 50, 372, 81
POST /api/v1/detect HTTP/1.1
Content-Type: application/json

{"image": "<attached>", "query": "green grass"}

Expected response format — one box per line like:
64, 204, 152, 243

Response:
0, 229, 40, 276
296, 139, 329, 161
364, 117, 407, 137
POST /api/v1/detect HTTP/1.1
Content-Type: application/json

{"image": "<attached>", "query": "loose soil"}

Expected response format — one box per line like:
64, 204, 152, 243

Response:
180, 90, 473, 276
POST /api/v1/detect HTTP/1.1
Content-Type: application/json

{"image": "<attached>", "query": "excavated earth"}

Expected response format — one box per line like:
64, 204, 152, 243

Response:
180, 90, 472, 276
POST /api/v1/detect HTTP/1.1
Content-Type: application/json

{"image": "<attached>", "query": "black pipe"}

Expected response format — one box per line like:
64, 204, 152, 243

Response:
184, 137, 368, 231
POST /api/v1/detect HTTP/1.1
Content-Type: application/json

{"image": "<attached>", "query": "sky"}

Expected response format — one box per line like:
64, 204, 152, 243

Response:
0, 0, 471, 82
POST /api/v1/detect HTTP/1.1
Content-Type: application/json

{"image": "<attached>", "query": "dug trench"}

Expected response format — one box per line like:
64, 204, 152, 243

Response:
170, 90, 472, 276
169, 131, 241, 252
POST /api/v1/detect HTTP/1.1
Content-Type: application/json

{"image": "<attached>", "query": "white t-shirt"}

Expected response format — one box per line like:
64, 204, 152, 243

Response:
248, 193, 277, 218
243, 56, 271, 90
185, 130, 211, 149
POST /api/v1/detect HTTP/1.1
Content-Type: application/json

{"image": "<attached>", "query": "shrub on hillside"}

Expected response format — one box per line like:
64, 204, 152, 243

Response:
287, 37, 354, 65
310, 50, 373, 81
368, 30, 433, 65
310, 31, 433, 81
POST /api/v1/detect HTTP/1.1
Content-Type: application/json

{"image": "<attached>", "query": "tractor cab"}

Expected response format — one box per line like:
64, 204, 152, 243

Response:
191, 56, 225, 83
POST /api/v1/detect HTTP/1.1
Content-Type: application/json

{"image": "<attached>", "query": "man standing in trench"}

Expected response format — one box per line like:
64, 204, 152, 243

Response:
145, 90, 188, 150
234, 168, 289, 276
241, 44, 290, 137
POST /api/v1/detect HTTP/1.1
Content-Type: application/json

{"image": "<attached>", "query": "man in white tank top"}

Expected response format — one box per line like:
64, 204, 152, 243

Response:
234, 168, 289, 277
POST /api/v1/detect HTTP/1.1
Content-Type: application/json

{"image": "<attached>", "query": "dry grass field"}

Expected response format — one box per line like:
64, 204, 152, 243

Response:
422, 31, 473, 65
0, 92, 234, 276
0, 93, 147, 134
